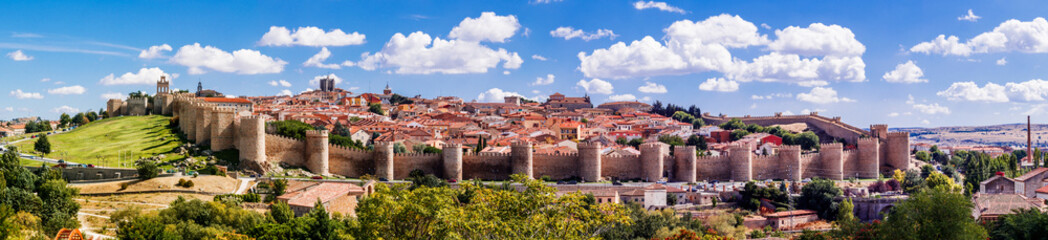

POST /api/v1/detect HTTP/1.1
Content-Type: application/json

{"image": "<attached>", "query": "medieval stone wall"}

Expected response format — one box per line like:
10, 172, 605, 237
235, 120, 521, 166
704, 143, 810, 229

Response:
751, 154, 781, 180
696, 155, 731, 181
462, 153, 513, 180
329, 145, 374, 177
532, 153, 580, 180
265, 134, 306, 167
602, 154, 643, 180
393, 153, 442, 179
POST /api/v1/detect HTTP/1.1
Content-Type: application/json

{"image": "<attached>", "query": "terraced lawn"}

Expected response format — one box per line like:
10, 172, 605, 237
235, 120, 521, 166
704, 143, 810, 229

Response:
15, 115, 188, 168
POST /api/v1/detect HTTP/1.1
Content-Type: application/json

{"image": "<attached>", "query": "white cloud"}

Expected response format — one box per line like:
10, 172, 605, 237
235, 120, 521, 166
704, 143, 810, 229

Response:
883, 61, 928, 83
258, 26, 366, 47
935, 80, 1048, 103
637, 82, 667, 93
796, 87, 855, 104
47, 85, 86, 95
888, 112, 900, 117
576, 78, 614, 94
579, 15, 866, 85
448, 12, 520, 43
608, 94, 637, 101
767, 23, 865, 56
278, 89, 293, 97
912, 18, 1048, 56
936, 81, 1008, 102
308, 74, 343, 88
269, 80, 292, 87
760, 23, 772, 30
921, 119, 931, 125
357, 32, 522, 74
531, 55, 547, 61
997, 57, 1007, 65
3, 107, 12, 112
912, 103, 951, 115
138, 44, 172, 59
751, 93, 792, 100
531, 0, 562, 3
958, 9, 981, 22
531, 74, 555, 86
476, 88, 524, 102
99, 67, 171, 85
170, 43, 286, 75
726, 52, 866, 84
698, 77, 739, 92
303, 47, 341, 69
52, 105, 79, 114
632, 1, 686, 14
550, 27, 618, 41
40, 78, 50, 82
101, 92, 124, 99
10, 89, 43, 99
7, 50, 32, 61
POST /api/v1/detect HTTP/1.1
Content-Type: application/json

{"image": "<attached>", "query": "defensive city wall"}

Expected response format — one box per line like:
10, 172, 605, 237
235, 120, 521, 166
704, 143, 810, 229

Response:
117, 94, 911, 182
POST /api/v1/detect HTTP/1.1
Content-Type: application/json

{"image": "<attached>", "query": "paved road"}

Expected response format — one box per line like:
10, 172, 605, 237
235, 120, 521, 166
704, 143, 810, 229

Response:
1, 129, 80, 166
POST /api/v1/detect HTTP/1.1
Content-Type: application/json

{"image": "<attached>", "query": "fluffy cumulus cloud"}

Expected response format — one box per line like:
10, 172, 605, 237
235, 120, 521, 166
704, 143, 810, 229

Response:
308, 74, 343, 88
912, 18, 1048, 56
936, 82, 1008, 102
796, 87, 855, 104
269, 80, 292, 87
531, 74, 555, 86
357, 32, 522, 74
303, 47, 341, 69
52, 105, 79, 114
531, 54, 547, 61
476, 88, 524, 102
100, 92, 124, 99
608, 94, 638, 101
99, 67, 171, 85
10, 89, 43, 99
48, 85, 86, 95
997, 57, 1008, 65
576, 78, 614, 94
171, 43, 287, 74
767, 23, 866, 56
278, 89, 293, 97
139, 44, 172, 59
958, 9, 981, 22
550, 27, 618, 41
579, 14, 867, 84
448, 12, 520, 43
633, 1, 686, 14
7, 50, 32, 61
698, 78, 739, 92
883, 61, 927, 83
637, 82, 667, 93
912, 103, 951, 114
258, 26, 366, 47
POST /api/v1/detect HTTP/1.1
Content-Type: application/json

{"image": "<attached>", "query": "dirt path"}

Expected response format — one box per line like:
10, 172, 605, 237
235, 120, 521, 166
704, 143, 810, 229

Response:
78, 212, 115, 239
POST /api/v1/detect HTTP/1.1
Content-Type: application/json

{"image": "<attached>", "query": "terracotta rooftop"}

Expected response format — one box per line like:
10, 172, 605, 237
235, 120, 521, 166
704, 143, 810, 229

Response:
762, 209, 817, 218
973, 193, 1045, 217
278, 182, 364, 207
1015, 167, 1048, 182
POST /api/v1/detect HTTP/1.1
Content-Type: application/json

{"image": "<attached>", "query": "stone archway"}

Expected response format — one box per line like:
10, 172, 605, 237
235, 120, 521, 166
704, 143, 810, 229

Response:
877, 205, 894, 219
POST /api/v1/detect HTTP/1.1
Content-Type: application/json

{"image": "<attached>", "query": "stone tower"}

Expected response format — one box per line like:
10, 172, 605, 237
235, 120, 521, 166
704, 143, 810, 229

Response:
196, 105, 213, 145
857, 137, 880, 178
673, 145, 697, 183
442, 143, 463, 181
373, 142, 395, 179
886, 132, 910, 170
306, 130, 330, 175
778, 145, 803, 181
210, 107, 236, 151
640, 142, 667, 182
237, 115, 268, 172
821, 143, 844, 180
511, 141, 534, 179
157, 76, 170, 94
578, 142, 602, 182
729, 144, 752, 182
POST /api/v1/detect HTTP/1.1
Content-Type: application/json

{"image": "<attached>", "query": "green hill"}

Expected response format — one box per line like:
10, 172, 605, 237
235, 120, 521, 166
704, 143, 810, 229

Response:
16, 115, 188, 168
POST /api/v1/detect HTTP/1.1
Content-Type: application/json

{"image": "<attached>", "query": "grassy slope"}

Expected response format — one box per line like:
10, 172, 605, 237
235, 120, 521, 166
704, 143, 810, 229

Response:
15, 115, 187, 168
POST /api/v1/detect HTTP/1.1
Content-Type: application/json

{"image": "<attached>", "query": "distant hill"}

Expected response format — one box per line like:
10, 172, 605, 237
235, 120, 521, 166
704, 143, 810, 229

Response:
901, 123, 1048, 147
15, 115, 188, 167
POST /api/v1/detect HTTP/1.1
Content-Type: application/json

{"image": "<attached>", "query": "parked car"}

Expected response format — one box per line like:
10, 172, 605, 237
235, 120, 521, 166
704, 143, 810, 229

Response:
311, 176, 323, 180
447, 179, 458, 183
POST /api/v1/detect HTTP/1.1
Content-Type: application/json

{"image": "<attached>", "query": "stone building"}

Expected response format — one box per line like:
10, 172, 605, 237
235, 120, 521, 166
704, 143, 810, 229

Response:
544, 93, 592, 110
277, 180, 375, 217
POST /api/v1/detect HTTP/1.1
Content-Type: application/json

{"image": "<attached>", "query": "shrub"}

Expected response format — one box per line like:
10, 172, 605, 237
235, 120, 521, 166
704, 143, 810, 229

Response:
135, 160, 159, 180
184, 180, 194, 188
119, 182, 129, 191
177, 179, 187, 187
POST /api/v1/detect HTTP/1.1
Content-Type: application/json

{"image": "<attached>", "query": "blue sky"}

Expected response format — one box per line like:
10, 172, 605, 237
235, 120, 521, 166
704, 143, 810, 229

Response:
3, 0, 1048, 128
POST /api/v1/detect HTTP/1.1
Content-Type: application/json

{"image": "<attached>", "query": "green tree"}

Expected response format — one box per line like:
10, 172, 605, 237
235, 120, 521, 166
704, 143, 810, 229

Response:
719, 118, 746, 130
925, 171, 960, 192
902, 169, 925, 194
879, 188, 987, 240
33, 134, 51, 155
730, 129, 750, 141
368, 103, 384, 115
58, 113, 71, 128
989, 208, 1048, 240
135, 159, 159, 180
36, 179, 80, 234
915, 151, 930, 162
269, 202, 294, 224
836, 198, 855, 223
798, 178, 842, 220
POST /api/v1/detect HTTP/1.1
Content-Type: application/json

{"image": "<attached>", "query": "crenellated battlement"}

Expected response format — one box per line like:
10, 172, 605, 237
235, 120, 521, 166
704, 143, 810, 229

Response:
511, 141, 533, 148
306, 130, 329, 137
577, 142, 602, 149
779, 145, 802, 152
822, 142, 844, 150
887, 132, 909, 138
857, 137, 878, 145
